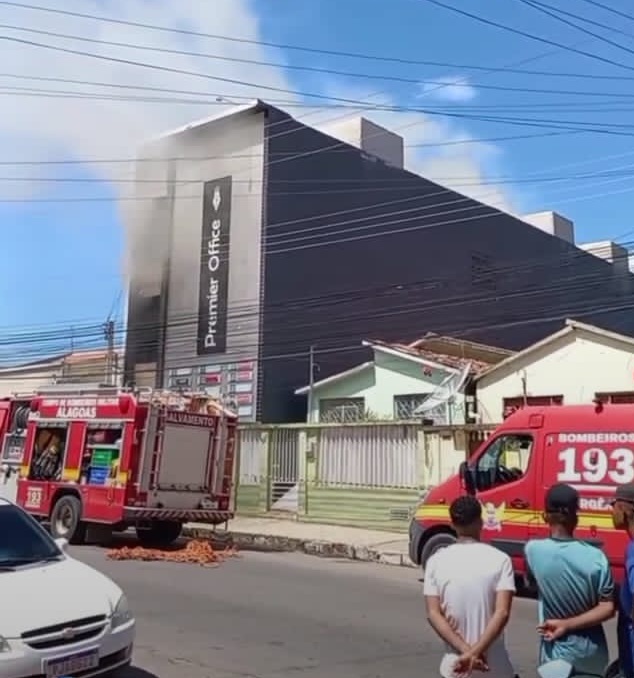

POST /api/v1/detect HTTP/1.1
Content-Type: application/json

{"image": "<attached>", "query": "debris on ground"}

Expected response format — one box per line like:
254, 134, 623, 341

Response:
106, 539, 239, 567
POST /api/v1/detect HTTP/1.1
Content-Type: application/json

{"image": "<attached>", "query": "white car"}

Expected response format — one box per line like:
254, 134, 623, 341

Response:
0, 498, 135, 678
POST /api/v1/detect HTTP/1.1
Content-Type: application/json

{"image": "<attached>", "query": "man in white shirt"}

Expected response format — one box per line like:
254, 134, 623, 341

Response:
423, 495, 516, 678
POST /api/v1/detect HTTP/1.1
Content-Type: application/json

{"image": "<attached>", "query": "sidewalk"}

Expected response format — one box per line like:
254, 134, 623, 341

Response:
183, 516, 415, 568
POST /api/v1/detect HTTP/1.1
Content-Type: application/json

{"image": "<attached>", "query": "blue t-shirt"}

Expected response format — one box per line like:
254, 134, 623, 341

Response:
617, 540, 634, 678
525, 538, 614, 676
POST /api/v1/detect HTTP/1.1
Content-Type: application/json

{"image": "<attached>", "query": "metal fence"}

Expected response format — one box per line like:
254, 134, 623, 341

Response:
316, 424, 418, 488
235, 423, 495, 494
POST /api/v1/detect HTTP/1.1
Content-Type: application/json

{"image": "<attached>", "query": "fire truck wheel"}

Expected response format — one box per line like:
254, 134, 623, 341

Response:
420, 532, 456, 571
50, 495, 86, 545
135, 520, 183, 547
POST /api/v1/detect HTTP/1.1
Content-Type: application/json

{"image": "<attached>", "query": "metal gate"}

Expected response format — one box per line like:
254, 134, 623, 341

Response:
268, 428, 299, 511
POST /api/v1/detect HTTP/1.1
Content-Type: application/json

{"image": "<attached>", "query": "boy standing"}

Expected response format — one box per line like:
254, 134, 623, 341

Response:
424, 495, 516, 677
526, 483, 615, 675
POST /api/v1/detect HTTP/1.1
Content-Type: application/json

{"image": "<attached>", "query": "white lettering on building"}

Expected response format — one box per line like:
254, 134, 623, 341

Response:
204, 190, 223, 350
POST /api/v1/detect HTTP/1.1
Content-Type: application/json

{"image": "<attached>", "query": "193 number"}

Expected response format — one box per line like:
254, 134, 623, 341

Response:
24, 487, 42, 508
557, 446, 634, 485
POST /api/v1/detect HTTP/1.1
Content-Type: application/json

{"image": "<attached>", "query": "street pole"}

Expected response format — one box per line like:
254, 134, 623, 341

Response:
307, 345, 316, 423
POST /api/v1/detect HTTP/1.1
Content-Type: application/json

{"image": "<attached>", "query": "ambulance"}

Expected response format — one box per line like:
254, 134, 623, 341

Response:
409, 402, 633, 584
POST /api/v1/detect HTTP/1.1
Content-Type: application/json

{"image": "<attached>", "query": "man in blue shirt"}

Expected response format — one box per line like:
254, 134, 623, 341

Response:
611, 483, 634, 678
525, 483, 615, 675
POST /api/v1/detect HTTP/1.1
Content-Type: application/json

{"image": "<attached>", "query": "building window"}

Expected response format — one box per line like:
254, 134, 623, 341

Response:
471, 252, 496, 291
502, 395, 563, 419
393, 393, 430, 420
595, 391, 634, 404
319, 398, 365, 423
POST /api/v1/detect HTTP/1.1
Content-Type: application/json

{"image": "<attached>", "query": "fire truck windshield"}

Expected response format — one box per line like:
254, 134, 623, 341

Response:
0, 503, 61, 567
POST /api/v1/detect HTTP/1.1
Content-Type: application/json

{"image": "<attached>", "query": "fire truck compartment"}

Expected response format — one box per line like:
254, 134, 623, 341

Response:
157, 422, 215, 492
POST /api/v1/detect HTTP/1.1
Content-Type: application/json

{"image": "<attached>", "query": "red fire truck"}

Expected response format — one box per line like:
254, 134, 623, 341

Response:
0, 384, 237, 546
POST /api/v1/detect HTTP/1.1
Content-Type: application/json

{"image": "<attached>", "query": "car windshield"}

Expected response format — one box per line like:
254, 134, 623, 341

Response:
0, 504, 61, 566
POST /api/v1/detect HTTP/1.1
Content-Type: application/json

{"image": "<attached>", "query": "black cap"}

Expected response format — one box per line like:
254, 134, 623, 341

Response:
614, 484, 634, 504
545, 483, 579, 515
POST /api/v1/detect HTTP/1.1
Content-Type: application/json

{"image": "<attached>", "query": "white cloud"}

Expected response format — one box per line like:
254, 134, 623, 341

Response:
0, 1, 510, 216
418, 75, 477, 103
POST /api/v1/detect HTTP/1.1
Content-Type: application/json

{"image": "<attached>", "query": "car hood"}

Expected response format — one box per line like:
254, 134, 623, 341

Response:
0, 556, 122, 638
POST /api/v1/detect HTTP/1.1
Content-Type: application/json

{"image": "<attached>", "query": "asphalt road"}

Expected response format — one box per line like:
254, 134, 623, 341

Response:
71, 546, 620, 678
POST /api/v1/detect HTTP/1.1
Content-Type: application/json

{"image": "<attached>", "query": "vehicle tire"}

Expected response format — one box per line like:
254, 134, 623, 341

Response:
420, 532, 456, 571
136, 520, 182, 548
50, 495, 86, 545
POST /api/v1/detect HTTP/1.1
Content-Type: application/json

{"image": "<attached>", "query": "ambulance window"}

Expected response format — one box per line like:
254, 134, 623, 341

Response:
474, 433, 533, 491
28, 425, 68, 482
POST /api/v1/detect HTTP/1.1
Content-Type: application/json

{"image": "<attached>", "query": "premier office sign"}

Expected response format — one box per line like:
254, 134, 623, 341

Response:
198, 176, 232, 355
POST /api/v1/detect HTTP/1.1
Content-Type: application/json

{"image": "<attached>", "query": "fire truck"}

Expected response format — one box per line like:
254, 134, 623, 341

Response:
0, 384, 237, 546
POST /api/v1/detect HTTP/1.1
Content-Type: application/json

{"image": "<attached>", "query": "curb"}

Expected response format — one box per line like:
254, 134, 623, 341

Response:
182, 525, 416, 569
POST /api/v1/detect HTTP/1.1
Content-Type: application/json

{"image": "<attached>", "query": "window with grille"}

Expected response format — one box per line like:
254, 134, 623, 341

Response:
502, 395, 563, 419
595, 391, 634, 404
393, 394, 430, 420
319, 398, 365, 423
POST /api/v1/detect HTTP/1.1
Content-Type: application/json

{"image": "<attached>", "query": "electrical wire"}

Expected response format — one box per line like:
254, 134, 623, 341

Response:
0, 231, 628, 340
6, 26, 634, 101
4, 0, 634, 82
5, 245, 634, 359
420, 0, 634, 72
516, 0, 634, 58
8, 33, 634, 137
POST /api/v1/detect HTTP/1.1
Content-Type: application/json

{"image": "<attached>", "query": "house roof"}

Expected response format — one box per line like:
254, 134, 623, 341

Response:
408, 333, 513, 364
367, 339, 494, 374
475, 318, 634, 382
0, 347, 124, 375
294, 361, 373, 396
295, 335, 501, 395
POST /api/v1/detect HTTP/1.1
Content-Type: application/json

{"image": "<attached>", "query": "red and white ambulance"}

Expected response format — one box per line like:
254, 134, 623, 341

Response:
409, 402, 633, 583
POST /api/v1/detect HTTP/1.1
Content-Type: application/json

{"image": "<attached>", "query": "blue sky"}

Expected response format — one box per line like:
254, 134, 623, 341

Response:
1, 0, 633, 360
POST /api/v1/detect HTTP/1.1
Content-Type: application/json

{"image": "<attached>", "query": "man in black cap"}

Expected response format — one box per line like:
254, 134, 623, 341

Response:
611, 483, 634, 677
525, 483, 615, 675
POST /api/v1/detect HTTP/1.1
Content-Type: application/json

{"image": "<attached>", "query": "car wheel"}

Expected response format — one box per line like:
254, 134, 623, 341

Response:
50, 495, 86, 545
420, 532, 456, 571
136, 520, 182, 548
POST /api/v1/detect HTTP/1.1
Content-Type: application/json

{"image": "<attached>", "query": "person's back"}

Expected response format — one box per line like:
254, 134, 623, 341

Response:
425, 541, 515, 678
525, 484, 614, 676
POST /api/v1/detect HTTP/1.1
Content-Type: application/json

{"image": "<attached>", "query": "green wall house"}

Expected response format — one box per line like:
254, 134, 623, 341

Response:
294, 338, 508, 424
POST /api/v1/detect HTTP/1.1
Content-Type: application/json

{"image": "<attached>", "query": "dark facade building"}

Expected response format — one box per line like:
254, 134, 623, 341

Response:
124, 100, 634, 422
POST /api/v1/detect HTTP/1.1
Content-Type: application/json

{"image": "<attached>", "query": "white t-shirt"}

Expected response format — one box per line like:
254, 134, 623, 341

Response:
423, 541, 516, 678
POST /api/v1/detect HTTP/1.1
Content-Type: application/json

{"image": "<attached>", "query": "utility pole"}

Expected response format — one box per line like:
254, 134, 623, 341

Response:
103, 320, 115, 385
307, 345, 318, 423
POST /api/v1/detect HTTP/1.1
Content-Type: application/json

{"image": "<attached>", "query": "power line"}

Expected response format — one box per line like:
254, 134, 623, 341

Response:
577, 0, 634, 24
516, 0, 634, 58
3, 241, 633, 351
7, 26, 634, 101
420, 0, 634, 72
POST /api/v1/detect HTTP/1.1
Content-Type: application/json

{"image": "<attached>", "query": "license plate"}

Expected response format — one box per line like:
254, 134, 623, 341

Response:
45, 649, 99, 677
